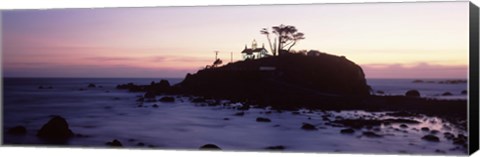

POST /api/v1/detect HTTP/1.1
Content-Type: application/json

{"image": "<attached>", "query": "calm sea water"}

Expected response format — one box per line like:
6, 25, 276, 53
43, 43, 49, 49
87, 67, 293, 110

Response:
2, 78, 468, 154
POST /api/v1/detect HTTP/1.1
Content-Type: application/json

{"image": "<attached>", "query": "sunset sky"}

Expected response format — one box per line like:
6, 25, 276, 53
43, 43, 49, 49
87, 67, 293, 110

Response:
1, 1, 469, 78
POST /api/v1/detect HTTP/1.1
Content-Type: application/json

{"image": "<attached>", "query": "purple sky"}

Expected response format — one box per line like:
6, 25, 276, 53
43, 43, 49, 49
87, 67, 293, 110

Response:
1, 2, 469, 78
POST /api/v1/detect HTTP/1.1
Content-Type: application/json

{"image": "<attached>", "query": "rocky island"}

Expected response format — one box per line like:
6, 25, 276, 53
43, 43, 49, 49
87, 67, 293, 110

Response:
117, 52, 467, 126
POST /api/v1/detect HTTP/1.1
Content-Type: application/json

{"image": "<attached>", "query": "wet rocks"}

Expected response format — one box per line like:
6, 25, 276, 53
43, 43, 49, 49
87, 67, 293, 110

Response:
191, 97, 206, 103
7, 125, 27, 135
234, 112, 245, 116
159, 96, 175, 102
106, 139, 123, 147
144, 92, 156, 99
199, 144, 221, 150
421, 127, 430, 132
405, 90, 420, 97
399, 124, 408, 128
386, 111, 419, 117
453, 134, 467, 147
333, 119, 382, 129
87, 83, 96, 88
441, 92, 453, 96
362, 131, 382, 138
265, 145, 285, 150
443, 132, 455, 140
256, 117, 271, 122
340, 128, 355, 134
421, 135, 440, 142
37, 116, 74, 139
301, 123, 317, 131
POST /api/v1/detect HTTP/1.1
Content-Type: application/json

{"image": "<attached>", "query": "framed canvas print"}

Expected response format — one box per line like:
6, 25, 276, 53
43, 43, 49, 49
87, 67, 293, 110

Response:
1, 0, 479, 156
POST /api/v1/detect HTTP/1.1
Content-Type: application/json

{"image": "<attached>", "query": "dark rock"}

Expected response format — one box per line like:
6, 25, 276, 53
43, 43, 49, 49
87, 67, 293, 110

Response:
177, 54, 371, 109
340, 128, 355, 134
256, 117, 271, 122
362, 131, 383, 138
430, 130, 439, 134
265, 145, 285, 150
386, 111, 419, 117
223, 118, 230, 120
376, 90, 385, 94
137, 142, 145, 146
106, 139, 123, 147
441, 92, 453, 96
87, 83, 96, 88
38, 86, 44, 89
238, 104, 250, 111
399, 124, 408, 128
234, 112, 245, 116
199, 144, 221, 150
453, 134, 467, 146
191, 97, 206, 103
435, 149, 446, 154
7, 125, 27, 135
333, 119, 382, 129
461, 90, 467, 95
412, 80, 424, 83
152, 104, 159, 108
291, 111, 300, 115
405, 90, 420, 97
37, 116, 74, 139
159, 96, 175, 102
301, 123, 317, 131
422, 135, 440, 142
144, 92, 156, 99
421, 127, 430, 132
444, 132, 455, 140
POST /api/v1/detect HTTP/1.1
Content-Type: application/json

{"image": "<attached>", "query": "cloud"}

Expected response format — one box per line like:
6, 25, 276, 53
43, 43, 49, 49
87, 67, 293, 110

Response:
84, 56, 134, 61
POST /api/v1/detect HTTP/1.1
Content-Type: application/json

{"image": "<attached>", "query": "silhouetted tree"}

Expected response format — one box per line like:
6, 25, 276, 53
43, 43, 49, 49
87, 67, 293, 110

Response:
212, 58, 223, 68
261, 24, 305, 56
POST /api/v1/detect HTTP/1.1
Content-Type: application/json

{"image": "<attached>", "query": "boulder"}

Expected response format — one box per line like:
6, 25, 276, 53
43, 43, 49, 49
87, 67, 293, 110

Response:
362, 131, 383, 138
7, 125, 27, 135
301, 123, 317, 131
144, 92, 156, 99
199, 144, 221, 150
265, 145, 285, 150
87, 83, 96, 88
399, 124, 408, 128
159, 96, 175, 102
256, 117, 271, 122
443, 132, 455, 140
421, 127, 430, 132
340, 128, 355, 134
36, 116, 74, 139
405, 90, 420, 97
422, 135, 440, 142
106, 139, 123, 147
441, 92, 453, 96
234, 112, 245, 116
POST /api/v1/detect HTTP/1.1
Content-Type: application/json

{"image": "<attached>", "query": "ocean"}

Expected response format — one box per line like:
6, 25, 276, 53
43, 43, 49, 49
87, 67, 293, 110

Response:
2, 78, 468, 154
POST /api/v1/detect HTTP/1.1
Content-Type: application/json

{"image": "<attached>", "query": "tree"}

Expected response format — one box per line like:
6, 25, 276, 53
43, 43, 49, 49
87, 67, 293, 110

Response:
212, 58, 223, 68
260, 24, 305, 56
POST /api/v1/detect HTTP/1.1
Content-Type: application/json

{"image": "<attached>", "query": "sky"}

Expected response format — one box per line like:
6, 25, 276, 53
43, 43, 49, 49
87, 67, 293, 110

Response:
1, 1, 470, 78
